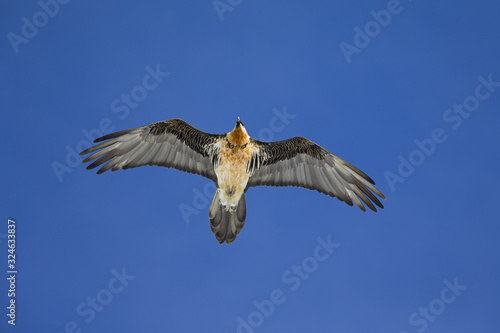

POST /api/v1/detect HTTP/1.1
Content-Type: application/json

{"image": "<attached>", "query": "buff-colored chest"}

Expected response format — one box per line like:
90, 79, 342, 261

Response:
214, 140, 253, 209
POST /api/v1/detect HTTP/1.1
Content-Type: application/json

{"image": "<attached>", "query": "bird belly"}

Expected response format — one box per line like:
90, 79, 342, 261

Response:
214, 143, 253, 211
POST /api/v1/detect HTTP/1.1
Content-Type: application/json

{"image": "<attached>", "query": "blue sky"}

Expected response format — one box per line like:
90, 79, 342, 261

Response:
1, 0, 499, 332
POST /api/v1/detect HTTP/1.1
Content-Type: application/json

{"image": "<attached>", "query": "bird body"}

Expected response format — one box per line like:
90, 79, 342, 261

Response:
208, 120, 253, 242
80, 117, 385, 244
214, 119, 252, 211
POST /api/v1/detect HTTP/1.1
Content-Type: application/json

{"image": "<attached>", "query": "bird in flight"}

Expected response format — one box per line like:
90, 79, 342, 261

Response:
80, 118, 385, 244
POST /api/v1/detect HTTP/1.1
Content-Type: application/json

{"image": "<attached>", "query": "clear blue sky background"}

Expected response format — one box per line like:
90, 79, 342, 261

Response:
1, 1, 499, 332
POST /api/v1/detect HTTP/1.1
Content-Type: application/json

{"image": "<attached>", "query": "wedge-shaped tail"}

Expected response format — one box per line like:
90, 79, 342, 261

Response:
209, 191, 246, 244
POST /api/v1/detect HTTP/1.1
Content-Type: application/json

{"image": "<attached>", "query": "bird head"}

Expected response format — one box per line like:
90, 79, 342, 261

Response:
236, 117, 244, 128
228, 117, 249, 146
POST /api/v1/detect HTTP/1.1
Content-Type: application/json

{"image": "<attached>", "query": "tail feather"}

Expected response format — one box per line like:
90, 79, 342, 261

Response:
209, 192, 246, 244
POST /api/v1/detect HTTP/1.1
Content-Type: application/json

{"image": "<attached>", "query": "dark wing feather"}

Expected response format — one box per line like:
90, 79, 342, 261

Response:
80, 119, 223, 181
247, 137, 386, 212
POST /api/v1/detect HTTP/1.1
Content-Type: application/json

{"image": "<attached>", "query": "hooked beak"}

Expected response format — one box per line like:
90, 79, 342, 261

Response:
236, 117, 243, 127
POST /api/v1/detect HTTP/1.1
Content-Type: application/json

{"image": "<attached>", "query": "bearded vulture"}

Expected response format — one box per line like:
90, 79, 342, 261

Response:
80, 118, 385, 244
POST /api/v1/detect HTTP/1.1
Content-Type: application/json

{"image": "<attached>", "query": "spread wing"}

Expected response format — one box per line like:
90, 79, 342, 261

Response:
247, 137, 386, 212
79, 119, 224, 181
